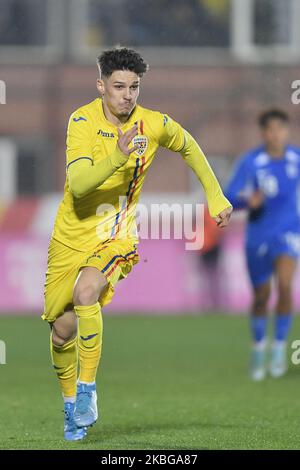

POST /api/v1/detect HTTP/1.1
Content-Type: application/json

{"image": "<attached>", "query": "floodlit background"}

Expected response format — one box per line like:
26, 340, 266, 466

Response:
1, 0, 300, 451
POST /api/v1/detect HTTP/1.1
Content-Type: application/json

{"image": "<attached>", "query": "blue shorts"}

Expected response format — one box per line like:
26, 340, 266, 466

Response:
246, 232, 300, 288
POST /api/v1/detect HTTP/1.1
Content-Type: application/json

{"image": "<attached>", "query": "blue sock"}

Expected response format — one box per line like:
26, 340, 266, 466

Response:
250, 316, 268, 342
274, 314, 293, 342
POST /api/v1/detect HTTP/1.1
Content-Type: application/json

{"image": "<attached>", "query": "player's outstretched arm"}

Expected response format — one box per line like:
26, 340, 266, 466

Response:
68, 124, 139, 198
180, 130, 232, 226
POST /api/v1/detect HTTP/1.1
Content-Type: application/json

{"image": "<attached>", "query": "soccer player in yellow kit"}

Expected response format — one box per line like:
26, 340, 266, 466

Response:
43, 48, 232, 441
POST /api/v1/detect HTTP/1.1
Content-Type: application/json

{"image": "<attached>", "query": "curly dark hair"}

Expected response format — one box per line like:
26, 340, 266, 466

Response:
258, 109, 289, 128
97, 47, 148, 78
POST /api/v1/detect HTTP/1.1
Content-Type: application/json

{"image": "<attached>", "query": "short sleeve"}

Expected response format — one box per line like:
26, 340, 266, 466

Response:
66, 111, 93, 168
158, 114, 185, 152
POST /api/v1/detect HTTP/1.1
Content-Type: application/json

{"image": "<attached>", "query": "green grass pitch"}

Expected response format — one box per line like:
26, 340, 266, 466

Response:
0, 313, 299, 450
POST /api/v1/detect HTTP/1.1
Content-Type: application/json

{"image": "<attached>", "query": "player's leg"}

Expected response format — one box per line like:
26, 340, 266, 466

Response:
251, 281, 271, 339
275, 255, 296, 315
246, 242, 272, 380
270, 255, 297, 377
43, 237, 89, 440
249, 281, 271, 381
51, 309, 78, 399
72, 239, 139, 427
51, 309, 87, 441
72, 266, 107, 427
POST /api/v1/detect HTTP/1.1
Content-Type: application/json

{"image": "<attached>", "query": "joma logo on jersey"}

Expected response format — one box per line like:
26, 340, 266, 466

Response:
132, 135, 148, 156
97, 129, 115, 138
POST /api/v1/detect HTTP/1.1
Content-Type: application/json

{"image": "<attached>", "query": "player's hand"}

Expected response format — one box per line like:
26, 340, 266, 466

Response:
248, 190, 264, 210
214, 206, 232, 228
117, 124, 139, 156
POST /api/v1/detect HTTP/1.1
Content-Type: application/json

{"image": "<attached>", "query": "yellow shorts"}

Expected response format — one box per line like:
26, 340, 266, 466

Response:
42, 237, 139, 323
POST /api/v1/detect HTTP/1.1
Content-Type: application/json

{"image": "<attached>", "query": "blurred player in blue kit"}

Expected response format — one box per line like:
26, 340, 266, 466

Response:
226, 109, 300, 380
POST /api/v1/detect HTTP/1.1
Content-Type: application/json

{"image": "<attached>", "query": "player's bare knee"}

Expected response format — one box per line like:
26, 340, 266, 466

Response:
73, 283, 100, 306
51, 329, 75, 347
253, 303, 267, 315
73, 268, 107, 306
253, 296, 269, 314
51, 314, 77, 346
51, 331, 64, 347
253, 283, 271, 314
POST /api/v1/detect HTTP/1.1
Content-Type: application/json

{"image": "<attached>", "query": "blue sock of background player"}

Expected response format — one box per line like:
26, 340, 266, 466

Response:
251, 316, 268, 344
274, 313, 293, 343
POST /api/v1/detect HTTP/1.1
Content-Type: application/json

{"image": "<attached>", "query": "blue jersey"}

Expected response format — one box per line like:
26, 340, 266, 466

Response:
225, 145, 300, 245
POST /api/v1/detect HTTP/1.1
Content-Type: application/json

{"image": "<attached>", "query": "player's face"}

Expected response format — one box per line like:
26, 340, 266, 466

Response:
262, 119, 289, 151
97, 71, 140, 119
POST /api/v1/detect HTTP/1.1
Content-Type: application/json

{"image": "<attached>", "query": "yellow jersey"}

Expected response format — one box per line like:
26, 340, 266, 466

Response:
52, 97, 186, 252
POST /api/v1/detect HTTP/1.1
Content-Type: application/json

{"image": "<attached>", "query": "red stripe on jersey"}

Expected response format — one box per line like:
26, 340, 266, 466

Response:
106, 253, 137, 277
128, 156, 146, 205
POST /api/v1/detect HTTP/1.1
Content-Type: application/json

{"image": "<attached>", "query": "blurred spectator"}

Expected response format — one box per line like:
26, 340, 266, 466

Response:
199, 206, 222, 310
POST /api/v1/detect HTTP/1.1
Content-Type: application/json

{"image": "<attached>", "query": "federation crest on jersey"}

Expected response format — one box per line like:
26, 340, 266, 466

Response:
132, 135, 148, 156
